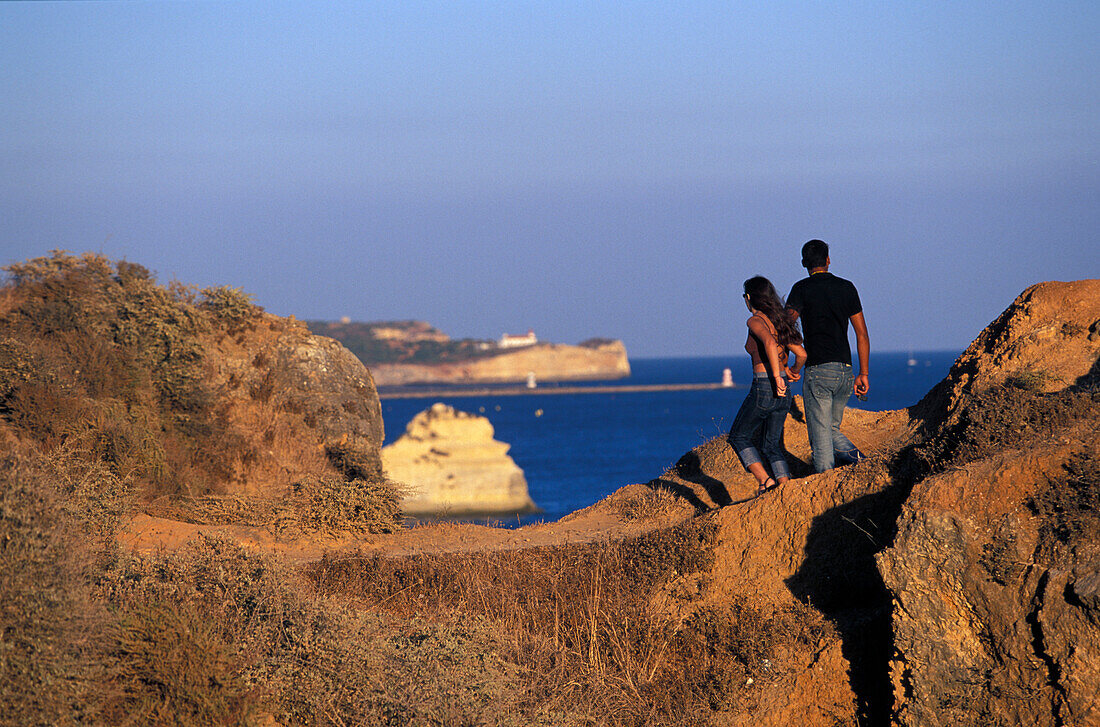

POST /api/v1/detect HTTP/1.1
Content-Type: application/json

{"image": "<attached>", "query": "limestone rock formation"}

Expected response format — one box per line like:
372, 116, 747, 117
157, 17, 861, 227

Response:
370, 340, 631, 386
876, 279, 1100, 726
382, 403, 536, 515
203, 314, 386, 497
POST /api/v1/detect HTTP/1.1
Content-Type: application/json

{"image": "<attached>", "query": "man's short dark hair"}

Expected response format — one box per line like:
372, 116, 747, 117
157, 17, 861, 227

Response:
801, 239, 829, 269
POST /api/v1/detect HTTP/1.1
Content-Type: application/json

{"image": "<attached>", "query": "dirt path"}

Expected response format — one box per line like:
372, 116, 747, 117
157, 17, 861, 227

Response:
119, 401, 913, 563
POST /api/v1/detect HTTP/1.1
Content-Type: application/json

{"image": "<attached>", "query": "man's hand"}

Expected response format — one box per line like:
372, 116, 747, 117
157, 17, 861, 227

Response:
854, 374, 869, 396
785, 367, 801, 382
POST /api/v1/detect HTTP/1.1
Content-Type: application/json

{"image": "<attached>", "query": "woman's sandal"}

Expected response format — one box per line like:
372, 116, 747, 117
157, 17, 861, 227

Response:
757, 478, 777, 496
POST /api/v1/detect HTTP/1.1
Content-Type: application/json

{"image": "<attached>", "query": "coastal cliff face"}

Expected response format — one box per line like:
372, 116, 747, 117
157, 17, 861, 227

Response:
382, 403, 536, 515
876, 280, 1100, 726
370, 340, 631, 386
645, 279, 1100, 725
307, 318, 632, 386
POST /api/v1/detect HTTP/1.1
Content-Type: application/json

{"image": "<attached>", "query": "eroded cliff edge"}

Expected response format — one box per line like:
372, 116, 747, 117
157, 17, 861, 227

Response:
634, 279, 1100, 725
875, 279, 1100, 726
308, 319, 631, 385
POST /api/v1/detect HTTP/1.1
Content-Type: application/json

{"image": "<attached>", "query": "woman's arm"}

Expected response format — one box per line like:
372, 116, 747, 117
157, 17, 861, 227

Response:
748, 316, 787, 396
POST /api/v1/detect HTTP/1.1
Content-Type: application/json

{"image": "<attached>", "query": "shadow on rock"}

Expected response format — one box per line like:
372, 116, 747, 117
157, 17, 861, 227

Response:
786, 466, 915, 726
644, 451, 734, 513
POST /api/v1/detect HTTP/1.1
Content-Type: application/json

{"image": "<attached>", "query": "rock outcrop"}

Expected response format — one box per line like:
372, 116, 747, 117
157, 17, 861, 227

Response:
876, 280, 1100, 726
644, 279, 1100, 725
205, 316, 386, 497
914, 278, 1100, 423
370, 340, 631, 386
382, 403, 536, 515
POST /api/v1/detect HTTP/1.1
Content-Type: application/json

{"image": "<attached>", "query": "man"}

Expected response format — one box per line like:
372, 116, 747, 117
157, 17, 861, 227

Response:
786, 239, 869, 473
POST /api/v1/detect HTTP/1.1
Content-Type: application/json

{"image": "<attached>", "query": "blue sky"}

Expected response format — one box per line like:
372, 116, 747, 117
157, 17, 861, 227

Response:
2, 1, 1097, 357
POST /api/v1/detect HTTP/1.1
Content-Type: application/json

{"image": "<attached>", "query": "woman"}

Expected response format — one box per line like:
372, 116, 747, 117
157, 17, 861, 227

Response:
727, 276, 807, 496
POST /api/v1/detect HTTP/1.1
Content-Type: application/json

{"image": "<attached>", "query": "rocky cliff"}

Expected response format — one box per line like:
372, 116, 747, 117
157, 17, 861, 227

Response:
876, 280, 1100, 726
382, 403, 536, 515
641, 279, 1100, 725
308, 318, 632, 386
370, 340, 631, 386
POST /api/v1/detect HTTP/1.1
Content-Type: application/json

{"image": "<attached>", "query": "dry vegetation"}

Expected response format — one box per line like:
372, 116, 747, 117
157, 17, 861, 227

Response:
1, 251, 828, 725
311, 522, 831, 725
899, 368, 1100, 485
2, 441, 827, 725
0, 251, 260, 498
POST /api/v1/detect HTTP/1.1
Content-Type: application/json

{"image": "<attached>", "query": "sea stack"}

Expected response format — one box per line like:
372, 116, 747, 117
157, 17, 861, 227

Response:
382, 403, 537, 516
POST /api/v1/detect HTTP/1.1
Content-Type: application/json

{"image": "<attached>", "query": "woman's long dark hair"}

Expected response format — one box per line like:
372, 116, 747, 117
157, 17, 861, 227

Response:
743, 276, 803, 347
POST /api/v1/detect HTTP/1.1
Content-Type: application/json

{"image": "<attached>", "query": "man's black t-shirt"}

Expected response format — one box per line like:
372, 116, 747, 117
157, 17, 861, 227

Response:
786, 272, 862, 367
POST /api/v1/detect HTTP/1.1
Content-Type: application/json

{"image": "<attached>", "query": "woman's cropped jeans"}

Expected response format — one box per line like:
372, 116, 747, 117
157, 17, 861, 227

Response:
802, 362, 860, 473
727, 372, 792, 480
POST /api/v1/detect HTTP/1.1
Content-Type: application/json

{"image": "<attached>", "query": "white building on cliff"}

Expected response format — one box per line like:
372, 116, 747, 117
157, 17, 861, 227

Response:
498, 329, 538, 348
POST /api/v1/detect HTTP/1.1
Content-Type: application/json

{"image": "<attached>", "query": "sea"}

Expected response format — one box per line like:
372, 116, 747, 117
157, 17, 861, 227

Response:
380, 350, 961, 528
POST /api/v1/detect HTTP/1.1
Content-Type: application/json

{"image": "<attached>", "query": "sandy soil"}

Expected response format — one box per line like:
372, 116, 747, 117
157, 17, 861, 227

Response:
119, 397, 912, 563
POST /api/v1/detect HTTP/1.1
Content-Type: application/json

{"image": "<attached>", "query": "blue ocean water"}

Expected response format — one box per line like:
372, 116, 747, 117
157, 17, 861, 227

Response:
380, 351, 960, 527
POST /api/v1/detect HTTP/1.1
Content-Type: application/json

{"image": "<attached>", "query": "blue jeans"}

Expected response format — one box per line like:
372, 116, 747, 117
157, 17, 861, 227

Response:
802, 362, 860, 473
727, 372, 792, 480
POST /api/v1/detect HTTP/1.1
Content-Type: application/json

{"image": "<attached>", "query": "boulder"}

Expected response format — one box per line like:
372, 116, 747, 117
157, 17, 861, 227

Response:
202, 315, 385, 497
382, 404, 536, 515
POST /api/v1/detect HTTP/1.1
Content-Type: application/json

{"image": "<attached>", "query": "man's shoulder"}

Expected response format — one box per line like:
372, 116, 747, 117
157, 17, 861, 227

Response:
831, 274, 859, 291
788, 275, 812, 296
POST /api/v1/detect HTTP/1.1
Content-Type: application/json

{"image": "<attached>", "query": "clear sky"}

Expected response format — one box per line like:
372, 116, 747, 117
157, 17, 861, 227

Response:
2, 2, 1097, 357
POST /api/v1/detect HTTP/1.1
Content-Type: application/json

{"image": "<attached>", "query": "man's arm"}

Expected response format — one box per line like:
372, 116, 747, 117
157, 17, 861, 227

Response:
850, 311, 869, 395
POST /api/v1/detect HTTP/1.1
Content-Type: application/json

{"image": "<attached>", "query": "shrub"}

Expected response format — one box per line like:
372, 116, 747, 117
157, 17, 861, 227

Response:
0, 449, 112, 724
0, 251, 283, 499
199, 285, 262, 329
103, 603, 257, 726
278, 474, 403, 535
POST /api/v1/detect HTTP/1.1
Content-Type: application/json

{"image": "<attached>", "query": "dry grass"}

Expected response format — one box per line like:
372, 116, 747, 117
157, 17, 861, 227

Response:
0, 447, 114, 725
144, 473, 404, 536
612, 485, 685, 522
1028, 449, 1100, 559
914, 374, 1100, 475
5, 444, 526, 726
99, 534, 536, 726
311, 521, 831, 725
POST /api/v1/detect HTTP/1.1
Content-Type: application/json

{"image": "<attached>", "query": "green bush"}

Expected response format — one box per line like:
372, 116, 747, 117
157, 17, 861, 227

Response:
0, 251, 231, 497
199, 285, 262, 329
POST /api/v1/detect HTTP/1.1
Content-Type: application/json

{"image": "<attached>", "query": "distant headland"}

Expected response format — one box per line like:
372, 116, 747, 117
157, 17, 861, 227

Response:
306, 319, 631, 386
